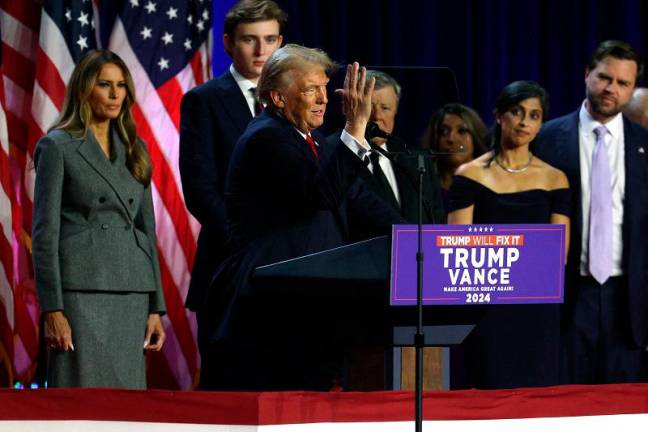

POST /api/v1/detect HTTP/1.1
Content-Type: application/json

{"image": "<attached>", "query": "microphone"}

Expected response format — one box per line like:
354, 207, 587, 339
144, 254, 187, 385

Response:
365, 122, 396, 163
365, 121, 411, 152
365, 121, 390, 140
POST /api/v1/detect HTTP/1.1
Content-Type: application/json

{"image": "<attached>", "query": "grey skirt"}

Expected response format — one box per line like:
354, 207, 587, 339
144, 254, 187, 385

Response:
48, 291, 149, 389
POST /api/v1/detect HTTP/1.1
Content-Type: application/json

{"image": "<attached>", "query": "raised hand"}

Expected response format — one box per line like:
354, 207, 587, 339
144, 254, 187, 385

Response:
335, 62, 375, 144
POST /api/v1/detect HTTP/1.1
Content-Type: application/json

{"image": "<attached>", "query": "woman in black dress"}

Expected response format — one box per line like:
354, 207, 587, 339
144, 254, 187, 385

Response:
447, 81, 570, 389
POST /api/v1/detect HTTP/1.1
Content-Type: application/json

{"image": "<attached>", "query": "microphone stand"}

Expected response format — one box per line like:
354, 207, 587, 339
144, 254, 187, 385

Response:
366, 123, 459, 432
414, 151, 425, 432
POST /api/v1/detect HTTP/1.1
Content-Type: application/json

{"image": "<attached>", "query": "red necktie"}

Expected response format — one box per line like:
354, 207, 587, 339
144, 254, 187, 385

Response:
305, 134, 319, 160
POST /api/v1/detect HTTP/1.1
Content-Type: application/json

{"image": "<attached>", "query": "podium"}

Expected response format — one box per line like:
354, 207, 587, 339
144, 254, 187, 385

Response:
254, 236, 474, 390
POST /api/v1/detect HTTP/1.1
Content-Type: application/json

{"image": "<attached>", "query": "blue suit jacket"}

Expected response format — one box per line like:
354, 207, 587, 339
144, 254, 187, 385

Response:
534, 111, 648, 347
179, 70, 253, 311
203, 108, 403, 342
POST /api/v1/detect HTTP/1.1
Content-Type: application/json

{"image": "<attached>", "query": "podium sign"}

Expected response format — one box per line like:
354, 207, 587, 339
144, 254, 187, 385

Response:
390, 224, 565, 306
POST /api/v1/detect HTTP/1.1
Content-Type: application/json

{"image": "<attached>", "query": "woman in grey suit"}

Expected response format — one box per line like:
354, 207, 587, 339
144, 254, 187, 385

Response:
32, 50, 166, 388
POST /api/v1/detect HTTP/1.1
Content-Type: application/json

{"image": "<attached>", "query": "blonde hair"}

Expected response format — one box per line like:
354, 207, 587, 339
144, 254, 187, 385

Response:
50, 49, 152, 185
257, 44, 337, 106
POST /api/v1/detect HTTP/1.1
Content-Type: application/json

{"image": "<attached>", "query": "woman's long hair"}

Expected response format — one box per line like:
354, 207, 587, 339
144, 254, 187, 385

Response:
422, 103, 488, 184
50, 49, 152, 185
488, 80, 549, 166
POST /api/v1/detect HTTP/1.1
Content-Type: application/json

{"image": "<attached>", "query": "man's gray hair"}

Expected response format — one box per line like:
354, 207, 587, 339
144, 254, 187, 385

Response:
366, 69, 401, 101
257, 44, 338, 106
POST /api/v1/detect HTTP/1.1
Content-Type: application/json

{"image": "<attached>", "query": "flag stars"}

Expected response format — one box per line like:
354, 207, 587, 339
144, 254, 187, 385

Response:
145, 1, 157, 14
130, 0, 140, 6
140, 26, 152, 40
166, 7, 178, 20
77, 11, 90, 27
161, 32, 174, 45
202, 9, 209, 21
196, 20, 205, 31
77, 35, 88, 50
65, 9, 72, 21
187, 14, 193, 24
157, 57, 169, 70
184, 38, 192, 50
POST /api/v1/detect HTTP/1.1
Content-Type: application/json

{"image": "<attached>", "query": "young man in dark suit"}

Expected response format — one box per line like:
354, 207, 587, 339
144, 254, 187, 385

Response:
178, 0, 286, 388
535, 40, 648, 384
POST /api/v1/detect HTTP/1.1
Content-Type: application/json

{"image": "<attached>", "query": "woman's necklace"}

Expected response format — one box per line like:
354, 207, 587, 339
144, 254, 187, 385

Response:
495, 152, 534, 173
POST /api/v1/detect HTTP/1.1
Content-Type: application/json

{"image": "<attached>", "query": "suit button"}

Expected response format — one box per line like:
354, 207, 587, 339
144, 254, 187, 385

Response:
99, 197, 106, 203
128, 198, 134, 205
101, 224, 109, 229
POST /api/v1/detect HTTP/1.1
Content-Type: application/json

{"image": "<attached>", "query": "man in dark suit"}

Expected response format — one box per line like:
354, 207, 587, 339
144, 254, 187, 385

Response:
202, 45, 403, 390
178, 0, 286, 387
535, 40, 648, 384
331, 70, 445, 239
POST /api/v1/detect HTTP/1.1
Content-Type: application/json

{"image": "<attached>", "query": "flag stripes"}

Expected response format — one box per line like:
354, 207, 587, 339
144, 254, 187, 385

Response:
0, 1, 211, 388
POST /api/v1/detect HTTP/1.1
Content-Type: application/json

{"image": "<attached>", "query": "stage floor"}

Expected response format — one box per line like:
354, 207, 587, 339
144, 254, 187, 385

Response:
1, 384, 648, 431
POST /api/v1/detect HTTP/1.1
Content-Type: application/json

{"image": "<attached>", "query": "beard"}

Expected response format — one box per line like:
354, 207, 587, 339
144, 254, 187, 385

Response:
586, 90, 622, 118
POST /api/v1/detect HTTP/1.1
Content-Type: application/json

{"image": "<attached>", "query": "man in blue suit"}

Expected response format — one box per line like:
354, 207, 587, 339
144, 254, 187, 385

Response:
179, 0, 286, 388
202, 45, 403, 390
535, 40, 648, 384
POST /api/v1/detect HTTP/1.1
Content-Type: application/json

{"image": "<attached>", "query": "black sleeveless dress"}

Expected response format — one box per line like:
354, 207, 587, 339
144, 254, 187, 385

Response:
449, 175, 570, 389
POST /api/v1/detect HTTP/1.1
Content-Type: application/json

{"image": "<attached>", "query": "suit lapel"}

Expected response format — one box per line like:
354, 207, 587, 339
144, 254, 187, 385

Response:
268, 109, 320, 165
561, 112, 583, 234
76, 129, 136, 221
219, 71, 253, 134
622, 118, 645, 260
311, 128, 349, 233
388, 139, 421, 217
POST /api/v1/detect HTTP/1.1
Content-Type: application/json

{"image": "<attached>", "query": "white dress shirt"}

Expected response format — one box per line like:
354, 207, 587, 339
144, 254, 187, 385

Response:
578, 102, 625, 276
340, 131, 401, 204
229, 64, 257, 117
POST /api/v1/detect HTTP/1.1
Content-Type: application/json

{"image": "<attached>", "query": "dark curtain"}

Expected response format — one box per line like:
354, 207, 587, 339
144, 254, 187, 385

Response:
275, 0, 648, 128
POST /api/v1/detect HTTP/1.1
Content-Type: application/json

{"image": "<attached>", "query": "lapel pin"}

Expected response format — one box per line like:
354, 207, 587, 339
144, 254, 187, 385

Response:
639, 147, 645, 154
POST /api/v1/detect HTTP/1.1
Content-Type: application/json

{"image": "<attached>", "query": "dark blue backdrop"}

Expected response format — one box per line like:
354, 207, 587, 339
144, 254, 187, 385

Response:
213, 0, 648, 138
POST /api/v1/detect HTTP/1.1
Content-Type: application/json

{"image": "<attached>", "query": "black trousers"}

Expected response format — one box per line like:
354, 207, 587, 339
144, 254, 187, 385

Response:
562, 276, 648, 384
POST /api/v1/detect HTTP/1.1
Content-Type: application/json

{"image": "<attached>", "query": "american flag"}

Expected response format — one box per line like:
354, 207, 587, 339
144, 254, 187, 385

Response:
0, 0, 211, 389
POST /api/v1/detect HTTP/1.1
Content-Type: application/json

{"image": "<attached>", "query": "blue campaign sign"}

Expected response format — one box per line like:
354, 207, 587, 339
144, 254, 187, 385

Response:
390, 224, 565, 306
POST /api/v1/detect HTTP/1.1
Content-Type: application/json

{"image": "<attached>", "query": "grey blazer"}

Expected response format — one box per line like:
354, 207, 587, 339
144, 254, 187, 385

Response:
32, 128, 165, 314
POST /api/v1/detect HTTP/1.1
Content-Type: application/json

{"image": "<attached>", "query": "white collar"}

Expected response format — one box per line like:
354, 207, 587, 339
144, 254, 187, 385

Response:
579, 100, 624, 139
293, 128, 314, 142
229, 64, 257, 93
